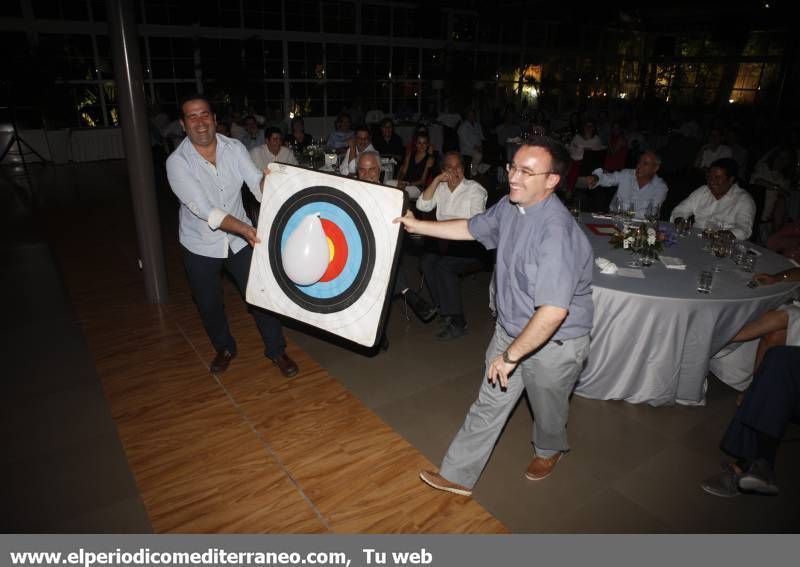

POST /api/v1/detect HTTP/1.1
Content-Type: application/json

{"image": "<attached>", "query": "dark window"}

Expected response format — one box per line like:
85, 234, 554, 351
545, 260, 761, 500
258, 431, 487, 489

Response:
286, 0, 320, 32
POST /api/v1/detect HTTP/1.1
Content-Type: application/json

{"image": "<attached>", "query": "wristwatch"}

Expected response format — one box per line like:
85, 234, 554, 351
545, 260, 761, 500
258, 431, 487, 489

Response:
502, 350, 521, 364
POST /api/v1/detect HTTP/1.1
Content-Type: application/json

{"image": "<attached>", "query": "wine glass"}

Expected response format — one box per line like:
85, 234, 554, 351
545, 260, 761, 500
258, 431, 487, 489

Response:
645, 202, 660, 224
609, 197, 621, 223
625, 201, 637, 220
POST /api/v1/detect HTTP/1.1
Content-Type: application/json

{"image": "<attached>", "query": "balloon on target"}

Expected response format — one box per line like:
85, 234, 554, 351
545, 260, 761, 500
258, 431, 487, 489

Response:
246, 163, 406, 348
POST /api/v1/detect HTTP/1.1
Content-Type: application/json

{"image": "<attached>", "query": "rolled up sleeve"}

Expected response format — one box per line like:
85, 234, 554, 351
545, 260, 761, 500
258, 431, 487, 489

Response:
166, 155, 216, 221
207, 208, 229, 230
415, 186, 439, 212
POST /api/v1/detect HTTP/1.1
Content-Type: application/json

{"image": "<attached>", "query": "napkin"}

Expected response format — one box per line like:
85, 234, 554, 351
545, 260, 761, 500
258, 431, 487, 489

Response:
595, 257, 618, 274
660, 256, 687, 270
591, 213, 614, 220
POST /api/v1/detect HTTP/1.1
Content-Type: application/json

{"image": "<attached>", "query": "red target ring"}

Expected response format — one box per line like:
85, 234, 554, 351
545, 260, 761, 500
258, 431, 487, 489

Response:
319, 218, 349, 282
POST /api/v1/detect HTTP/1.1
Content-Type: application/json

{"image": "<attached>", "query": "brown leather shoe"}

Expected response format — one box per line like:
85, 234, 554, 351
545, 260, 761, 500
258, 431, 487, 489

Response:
419, 470, 472, 496
273, 352, 299, 378
525, 452, 564, 481
210, 349, 236, 373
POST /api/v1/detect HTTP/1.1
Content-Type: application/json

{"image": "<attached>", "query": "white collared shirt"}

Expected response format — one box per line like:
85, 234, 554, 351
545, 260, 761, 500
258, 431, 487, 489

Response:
249, 144, 298, 170
415, 178, 487, 221
670, 183, 756, 240
593, 168, 669, 218
339, 143, 376, 175
166, 134, 263, 258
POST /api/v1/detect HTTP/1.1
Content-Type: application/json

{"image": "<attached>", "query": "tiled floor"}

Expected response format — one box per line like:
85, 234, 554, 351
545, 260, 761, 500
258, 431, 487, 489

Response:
5, 160, 800, 532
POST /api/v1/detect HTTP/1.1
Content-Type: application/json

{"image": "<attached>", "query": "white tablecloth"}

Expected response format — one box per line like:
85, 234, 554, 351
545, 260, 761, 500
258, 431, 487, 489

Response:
0, 128, 125, 164
70, 128, 125, 162
574, 215, 798, 406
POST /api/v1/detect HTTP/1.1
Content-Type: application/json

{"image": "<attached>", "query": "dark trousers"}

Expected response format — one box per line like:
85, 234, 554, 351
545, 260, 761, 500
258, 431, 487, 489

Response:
420, 252, 478, 320
182, 245, 286, 360
720, 346, 800, 460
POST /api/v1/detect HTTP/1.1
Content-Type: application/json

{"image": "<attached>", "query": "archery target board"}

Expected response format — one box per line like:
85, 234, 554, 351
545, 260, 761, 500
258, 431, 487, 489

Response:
246, 162, 406, 347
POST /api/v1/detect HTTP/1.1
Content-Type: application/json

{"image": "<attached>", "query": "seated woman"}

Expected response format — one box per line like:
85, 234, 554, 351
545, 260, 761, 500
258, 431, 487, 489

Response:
729, 267, 800, 402
566, 120, 605, 195
397, 132, 436, 193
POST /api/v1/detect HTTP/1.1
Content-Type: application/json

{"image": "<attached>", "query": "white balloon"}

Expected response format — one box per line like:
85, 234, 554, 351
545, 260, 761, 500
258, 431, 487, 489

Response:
282, 213, 331, 286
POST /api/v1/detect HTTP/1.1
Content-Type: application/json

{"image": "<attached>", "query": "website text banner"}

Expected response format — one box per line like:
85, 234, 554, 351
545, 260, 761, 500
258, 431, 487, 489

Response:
1, 534, 790, 567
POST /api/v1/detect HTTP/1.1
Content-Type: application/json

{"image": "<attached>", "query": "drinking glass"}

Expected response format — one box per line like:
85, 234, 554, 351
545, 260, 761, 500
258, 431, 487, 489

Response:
569, 199, 582, 221
697, 270, 714, 293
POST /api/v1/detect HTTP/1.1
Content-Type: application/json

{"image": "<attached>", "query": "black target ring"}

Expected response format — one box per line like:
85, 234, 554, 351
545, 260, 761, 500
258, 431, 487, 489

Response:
268, 186, 376, 314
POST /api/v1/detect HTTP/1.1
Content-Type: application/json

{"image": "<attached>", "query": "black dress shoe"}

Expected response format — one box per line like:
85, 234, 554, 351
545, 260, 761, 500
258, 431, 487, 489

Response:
210, 349, 236, 373
273, 352, 299, 378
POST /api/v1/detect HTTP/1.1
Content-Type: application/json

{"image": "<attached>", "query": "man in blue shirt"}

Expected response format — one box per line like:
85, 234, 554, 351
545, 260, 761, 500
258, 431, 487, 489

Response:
396, 137, 594, 495
166, 94, 298, 378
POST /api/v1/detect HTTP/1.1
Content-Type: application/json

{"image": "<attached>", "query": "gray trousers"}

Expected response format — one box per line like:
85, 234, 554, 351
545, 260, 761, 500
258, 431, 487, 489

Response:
440, 324, 590, 489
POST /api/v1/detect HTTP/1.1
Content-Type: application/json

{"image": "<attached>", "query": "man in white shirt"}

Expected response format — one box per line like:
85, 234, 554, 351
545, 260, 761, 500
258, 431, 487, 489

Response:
584, 150, 668, 218
339, 125, 375, 176
166, 94, 298, 378
695, 128, 733, 169
671, 158, 756, 240
240, 115, 264, 151
416, 152, 488, 340
249, 127, 298, 170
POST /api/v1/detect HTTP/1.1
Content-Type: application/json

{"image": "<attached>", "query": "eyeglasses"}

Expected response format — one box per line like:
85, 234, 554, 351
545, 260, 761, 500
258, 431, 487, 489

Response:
506, 163, 556, 178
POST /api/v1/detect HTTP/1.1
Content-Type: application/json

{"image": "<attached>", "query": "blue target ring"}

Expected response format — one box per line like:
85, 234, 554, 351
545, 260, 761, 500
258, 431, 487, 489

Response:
280, 202, 363, 298
268, 186, 376, 314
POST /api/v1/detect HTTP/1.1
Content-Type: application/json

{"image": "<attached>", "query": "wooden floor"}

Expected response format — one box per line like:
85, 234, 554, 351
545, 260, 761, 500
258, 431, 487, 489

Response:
48, 198, 505, 533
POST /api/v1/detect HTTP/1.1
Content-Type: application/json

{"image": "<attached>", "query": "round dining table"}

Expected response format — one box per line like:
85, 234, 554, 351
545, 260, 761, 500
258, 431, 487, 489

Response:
574, 214, 798, 406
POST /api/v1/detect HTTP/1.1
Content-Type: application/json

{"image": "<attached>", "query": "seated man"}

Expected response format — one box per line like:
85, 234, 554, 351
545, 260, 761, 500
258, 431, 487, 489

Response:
326, 112, 354, 154
340, 125, 376, 176
356, 152, 436, 331
584, 150, 668, 218
415, 152, 488, 340
670, 158, 756, 240
373, 118, 406, 163
701, 346, 800, 497
249, 127, 298, 170
240, 115, 264, 151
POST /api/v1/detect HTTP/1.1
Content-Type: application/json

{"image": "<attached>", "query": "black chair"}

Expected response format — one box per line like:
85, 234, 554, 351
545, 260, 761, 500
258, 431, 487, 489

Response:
745, 183, 768, 243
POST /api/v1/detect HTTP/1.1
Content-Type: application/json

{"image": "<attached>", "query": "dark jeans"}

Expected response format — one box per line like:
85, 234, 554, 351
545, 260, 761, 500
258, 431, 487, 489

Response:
181, 245, 286, 360
420, 252, 480, 321
720, 346, 800, 460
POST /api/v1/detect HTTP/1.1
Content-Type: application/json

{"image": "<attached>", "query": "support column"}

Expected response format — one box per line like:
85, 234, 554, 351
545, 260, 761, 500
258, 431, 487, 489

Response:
106, 0, 169, 304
